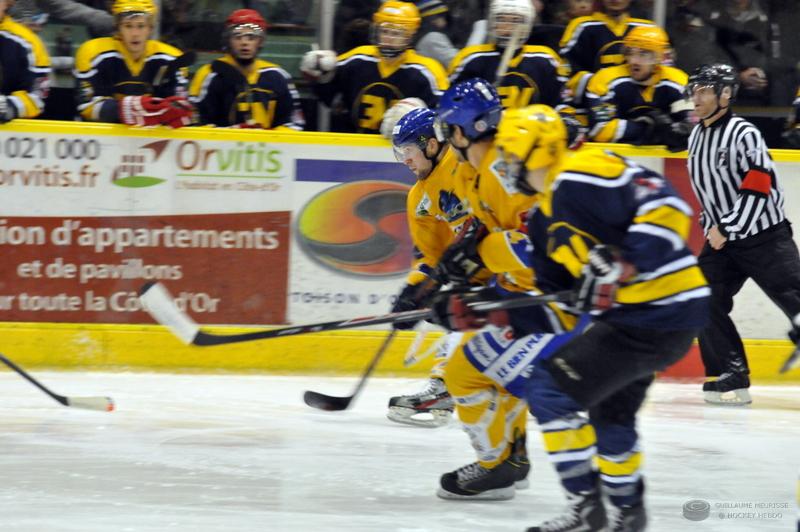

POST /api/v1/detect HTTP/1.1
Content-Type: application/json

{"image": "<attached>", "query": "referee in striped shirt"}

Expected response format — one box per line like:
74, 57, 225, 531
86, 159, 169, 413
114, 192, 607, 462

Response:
687, 63, 800, 405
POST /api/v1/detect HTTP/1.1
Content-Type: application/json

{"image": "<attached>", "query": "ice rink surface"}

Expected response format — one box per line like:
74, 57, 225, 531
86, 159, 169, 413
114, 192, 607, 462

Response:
0, 372, 797, 532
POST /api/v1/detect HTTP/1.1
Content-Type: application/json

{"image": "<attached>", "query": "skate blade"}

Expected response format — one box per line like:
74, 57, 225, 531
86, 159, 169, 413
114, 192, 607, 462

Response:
436, 485, 515, 501
704, 389, 752, 406
515, 479, 530, 490
387, 406, 452, 428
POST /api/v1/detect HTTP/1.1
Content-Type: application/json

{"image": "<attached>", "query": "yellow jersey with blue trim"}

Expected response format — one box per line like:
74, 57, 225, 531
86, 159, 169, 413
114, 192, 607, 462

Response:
448, 44, 570, 109
312, 45, 448, 134
405, 148, 477, 286
545, 148, 709, 329
0, 16, 51, 118
189, 55, 304, 130
585, 64, 690, 143
74, 37, 188, 122
455, 143, 538, 293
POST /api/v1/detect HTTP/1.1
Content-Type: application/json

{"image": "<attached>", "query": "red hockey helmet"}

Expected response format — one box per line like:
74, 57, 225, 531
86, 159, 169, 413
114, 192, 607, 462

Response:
225, 9, 268, 37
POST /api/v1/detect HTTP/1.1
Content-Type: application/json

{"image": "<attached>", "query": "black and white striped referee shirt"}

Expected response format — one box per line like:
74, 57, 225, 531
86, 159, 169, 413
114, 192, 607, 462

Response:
687, 111, 785, 241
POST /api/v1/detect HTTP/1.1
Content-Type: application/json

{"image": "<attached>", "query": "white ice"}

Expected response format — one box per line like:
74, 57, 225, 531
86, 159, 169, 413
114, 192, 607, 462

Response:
0, 373, 797, 532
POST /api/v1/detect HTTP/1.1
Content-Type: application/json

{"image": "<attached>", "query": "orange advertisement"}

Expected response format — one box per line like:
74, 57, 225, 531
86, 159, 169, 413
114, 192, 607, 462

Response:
0, 212, 290, 324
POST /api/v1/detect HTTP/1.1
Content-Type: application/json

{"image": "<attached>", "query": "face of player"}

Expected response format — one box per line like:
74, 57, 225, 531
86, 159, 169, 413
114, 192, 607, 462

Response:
394, 141, 435, 180
118, 16, 152, 58
0, 0, 8, 20
230, 32, 262, 61
492, 13, 525, 46
625, 48, 657, 81
690, 84, 729, 120
568, 0, 593, 17
376, 23, 412, 57
603, 0, 630, 16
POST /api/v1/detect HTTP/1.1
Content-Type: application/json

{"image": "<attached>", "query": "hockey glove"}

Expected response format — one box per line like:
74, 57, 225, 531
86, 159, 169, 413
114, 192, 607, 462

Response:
0, 95, 17, 123
631, 109, 671, 146
429, 291, 509, 332
160, 95, 195, 128
436, 219, 488, 286
662, 120, 693, 152
574, 245, 636, 312
300, 50, 337, 83
119, 95, 171, 126
391, 282, 434, 330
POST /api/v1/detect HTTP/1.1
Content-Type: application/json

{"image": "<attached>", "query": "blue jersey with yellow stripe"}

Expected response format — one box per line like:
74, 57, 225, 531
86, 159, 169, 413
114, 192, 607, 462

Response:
313, 45, 448, 134
0, 16, 50, 118
544, 149, 709, 330
585, 64, 691, 143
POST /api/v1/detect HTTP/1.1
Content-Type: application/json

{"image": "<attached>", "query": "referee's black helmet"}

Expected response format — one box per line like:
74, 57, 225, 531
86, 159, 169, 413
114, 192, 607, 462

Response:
687, 63, 740, 99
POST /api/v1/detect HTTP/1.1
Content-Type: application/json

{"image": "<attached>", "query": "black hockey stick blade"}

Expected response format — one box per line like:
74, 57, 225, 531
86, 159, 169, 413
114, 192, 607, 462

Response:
779, 345, 800, 374
0, 354, 114, 411
303, 330, 398, 411
153, 51, 197, 87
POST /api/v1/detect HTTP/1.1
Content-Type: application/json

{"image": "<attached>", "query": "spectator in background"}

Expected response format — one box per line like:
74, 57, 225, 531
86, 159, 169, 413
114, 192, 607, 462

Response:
8, 0, 113, 37
668, 3, 732, 75
74, 0, 194, 127
333, 0, 380, 53
0, 0, 50, 122
782, 86, 800, 149
190, 9, 304, 130
300, 1, 447, 134
414, 0, 457, 69
707, 0, 770, 105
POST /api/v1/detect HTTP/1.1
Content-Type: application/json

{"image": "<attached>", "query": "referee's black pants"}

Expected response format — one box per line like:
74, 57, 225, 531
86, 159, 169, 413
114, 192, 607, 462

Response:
697, 221, 800, 376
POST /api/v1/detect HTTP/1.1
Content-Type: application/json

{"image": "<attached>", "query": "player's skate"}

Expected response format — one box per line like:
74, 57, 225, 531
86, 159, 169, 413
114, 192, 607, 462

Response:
609, 502, 647, 532
437, 459, 518, 500
387, 377, 453, 428
509, 432, 531, 490
526, 489, 608, 531
703, 371, 752, 406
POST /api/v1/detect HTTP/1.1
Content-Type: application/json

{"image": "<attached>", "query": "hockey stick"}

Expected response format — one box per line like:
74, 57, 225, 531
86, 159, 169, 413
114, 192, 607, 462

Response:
303, 329, 398, 411
495, 23, 524, 84
139, 282, 574, 346
779, 346, 800, 374
153, 50, 197, 89
0, 354, 114, 411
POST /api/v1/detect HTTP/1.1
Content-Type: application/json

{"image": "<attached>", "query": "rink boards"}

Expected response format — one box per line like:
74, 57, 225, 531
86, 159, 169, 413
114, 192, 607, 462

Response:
0, 119, 798, 382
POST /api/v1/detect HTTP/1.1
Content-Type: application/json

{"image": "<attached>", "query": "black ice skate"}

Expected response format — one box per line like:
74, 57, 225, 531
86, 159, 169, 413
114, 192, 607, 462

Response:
526, 489, 608, 532
703, 371, 751, 406
609, 502, 647, 532
387, 377, 453, 428
437, 459, 518, 501
509, 432, 531, 490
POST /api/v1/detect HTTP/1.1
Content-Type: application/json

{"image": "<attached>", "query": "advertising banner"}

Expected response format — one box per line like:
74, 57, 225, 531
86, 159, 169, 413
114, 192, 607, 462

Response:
0, 125, 292, 325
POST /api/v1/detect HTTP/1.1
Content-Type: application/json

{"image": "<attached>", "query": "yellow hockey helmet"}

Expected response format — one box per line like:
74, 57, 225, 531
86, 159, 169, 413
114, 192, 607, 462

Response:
112, 0, 157, 20
373, 1, 421, 34
623, 25, 669, 58
495, 105, 567, 194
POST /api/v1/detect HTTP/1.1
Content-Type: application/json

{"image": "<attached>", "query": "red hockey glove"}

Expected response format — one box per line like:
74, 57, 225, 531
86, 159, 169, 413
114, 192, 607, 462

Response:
429, 292, 509, 332
161, 96, 195, 128
119, 95, 170, 126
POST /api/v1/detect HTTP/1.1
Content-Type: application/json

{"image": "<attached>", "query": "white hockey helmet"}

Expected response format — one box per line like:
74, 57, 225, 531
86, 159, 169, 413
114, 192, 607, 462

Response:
489, 0, 535, 47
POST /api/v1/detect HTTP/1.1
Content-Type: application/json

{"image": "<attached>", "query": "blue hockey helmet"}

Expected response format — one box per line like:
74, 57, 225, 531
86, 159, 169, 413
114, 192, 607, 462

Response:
392, 107, 438, 160
436, 78, 502, 142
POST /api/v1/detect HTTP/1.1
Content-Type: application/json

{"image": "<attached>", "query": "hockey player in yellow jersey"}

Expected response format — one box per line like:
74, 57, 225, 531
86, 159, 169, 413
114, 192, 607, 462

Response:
74, 0, 193, 127
487, 104, 708, 531
585, 25, 693, 151
189, 9, 304, 130
420, 79, 574, 501
0, 0, 50, 122
299, 1, 447, 134
386, 107, 478, 428
448, 0, 569, 110
559, 0, 657, 109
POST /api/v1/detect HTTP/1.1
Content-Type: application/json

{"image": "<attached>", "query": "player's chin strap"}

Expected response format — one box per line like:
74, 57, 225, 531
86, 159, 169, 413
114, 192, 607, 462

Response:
512, 141, 542, 196
701, 86, 732, 121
